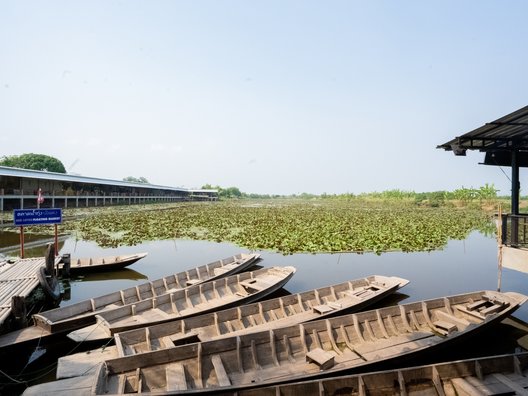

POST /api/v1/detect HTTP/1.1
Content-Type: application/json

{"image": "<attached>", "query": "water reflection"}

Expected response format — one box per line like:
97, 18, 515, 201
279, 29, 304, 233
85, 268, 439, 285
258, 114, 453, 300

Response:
1, 230, 528, 394
46, 230, 528, 320
71, 268, 148, 283
1, 230, 526, 322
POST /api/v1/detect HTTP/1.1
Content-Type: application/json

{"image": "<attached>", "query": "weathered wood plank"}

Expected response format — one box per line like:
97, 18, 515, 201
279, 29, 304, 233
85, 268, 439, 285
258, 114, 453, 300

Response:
211, 354, 231, 386
166, 363, 187, 391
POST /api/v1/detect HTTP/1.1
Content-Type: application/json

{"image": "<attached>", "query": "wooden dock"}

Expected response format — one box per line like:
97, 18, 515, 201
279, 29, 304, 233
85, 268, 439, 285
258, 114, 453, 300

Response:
0, 257, 57, 326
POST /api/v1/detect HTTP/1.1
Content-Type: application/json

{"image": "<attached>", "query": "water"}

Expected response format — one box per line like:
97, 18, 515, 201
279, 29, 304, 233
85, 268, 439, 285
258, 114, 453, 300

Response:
2, 231, 528, 394
53, 231, 528, 322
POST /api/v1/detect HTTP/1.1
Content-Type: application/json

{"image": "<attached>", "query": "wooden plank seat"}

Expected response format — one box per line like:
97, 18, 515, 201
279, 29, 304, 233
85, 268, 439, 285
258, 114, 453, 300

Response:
312, 305, 334, 314
235, 288, 250, 297
433, 320, 457, 335
240, 279, 271, 293
185, 279, 201, 287
346, 287, 376, 299
491, 373, 528, 395
166, 363, 187, 391
306, 348, 335, 370
480, 303, 506, 316
313, 301, 342, 314
434, 310, 471, 333
213, 263, 238, 276
211, 354, 231, 386
160, 336, 175, 349
466, 299, 487, 312
457, 298, 509, 320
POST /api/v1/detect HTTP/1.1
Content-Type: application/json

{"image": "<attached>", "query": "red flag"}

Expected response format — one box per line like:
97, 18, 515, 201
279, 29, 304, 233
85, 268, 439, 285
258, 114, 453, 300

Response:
37, 188, 44, 204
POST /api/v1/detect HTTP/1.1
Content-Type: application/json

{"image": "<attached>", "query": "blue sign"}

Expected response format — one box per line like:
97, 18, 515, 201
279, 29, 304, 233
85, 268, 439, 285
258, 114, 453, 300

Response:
14, 208, 63, 226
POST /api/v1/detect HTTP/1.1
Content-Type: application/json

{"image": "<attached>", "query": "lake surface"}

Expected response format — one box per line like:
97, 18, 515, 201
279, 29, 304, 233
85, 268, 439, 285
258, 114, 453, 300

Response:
52, 231, 528, 323
1, 230, 528, 393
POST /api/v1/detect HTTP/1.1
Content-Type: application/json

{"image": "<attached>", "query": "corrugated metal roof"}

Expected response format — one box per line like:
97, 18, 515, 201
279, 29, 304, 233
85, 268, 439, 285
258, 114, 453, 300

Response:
0, 165, 195, 192
438, 105, 528, 152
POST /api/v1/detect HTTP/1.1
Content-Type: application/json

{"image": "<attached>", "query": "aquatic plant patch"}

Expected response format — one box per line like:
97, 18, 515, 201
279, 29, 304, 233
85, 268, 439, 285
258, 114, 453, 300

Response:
56, 200, 493, 254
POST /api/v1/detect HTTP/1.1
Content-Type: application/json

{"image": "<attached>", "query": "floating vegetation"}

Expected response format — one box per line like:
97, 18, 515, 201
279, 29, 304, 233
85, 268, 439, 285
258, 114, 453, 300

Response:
56, 200, 493, 255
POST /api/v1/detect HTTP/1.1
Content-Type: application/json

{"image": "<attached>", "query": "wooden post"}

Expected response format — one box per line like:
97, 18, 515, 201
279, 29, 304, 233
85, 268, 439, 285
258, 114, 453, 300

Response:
511, 150, 520, 246
62, 253, 71, 278
12, 296, 27, 327
497, 205, 503, 292
19, 226, 24, 258
45, 243, 55, 274
54, 224, 59, 256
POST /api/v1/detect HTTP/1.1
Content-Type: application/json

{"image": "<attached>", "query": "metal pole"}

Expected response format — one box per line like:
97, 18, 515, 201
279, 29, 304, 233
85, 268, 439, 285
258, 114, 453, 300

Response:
497, 205, 503, 292
512, 149, 520, 215
511, 149, 520, 245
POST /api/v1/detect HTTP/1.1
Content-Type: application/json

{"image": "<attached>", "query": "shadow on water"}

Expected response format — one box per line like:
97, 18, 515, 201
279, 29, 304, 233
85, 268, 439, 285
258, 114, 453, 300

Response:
69, 268, 148, 283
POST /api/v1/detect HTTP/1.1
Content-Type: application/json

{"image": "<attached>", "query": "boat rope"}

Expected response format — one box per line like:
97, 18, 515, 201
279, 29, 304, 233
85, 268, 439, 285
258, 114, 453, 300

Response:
79, 336, 115, 377
17, 326, 47, 376
490, 155, 512, 183
0, 368, 26, 384
0, 320, 108, 385
62, 319, 107, 357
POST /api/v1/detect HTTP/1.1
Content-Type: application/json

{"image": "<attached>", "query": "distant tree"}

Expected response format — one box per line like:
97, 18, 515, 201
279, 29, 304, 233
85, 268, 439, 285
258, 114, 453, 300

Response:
0, 153, 66, 173
222, 187, 242, 198
202, 184, 244, 199
123, 176, 149, 184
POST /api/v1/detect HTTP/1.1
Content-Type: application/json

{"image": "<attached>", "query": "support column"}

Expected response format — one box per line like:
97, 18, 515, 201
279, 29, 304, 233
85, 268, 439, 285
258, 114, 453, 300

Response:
512, 149, 520, 215
511, 149, 520, 245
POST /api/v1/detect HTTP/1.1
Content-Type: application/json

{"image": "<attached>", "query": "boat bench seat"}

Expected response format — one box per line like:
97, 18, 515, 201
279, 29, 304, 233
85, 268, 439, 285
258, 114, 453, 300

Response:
166, 363, 187, 391
457, 301, 507, 320
214, 263, 238, 276
434, 310, 470, 331
211, 355, 231, 386
185, 279, 201, 287
433, 320, 457, 335
466, 300, 488, 311
240, 279, 271, 293
313, 302, 341, 314
236, 288, 250, 297
313, 304, 334, 314
306, 348, 335, 370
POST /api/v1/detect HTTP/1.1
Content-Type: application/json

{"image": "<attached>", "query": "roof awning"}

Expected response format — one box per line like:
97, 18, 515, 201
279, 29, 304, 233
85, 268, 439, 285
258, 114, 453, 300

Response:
437, 105, 528, 156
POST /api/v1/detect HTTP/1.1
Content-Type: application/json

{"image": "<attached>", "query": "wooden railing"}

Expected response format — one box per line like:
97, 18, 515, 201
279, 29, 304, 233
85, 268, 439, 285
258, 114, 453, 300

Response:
501, 214, 528, 247
0, 192, 217, 212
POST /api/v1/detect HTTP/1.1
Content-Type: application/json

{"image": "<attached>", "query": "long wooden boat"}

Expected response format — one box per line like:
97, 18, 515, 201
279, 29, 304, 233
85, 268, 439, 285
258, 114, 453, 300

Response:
234, 352, 528, 396
65, 266, 297, 343
28, 290, 526, 394
59, 252, 148, 274
58, 275, 409, 379
25, 353, 528, 396
0, 253, 260, 349
33, 252, 260, 333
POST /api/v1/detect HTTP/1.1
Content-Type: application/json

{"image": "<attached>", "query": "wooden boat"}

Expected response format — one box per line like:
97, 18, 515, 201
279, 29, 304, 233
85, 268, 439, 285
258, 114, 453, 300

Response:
65, 266, 297, 343
0, 253, 260, 349
29, 290, 526, 394
33, 252, 260, 333
58, 275, 409, 379
26, 353, 528, 396
59, 252, 148, 274
234, 352, 528, 396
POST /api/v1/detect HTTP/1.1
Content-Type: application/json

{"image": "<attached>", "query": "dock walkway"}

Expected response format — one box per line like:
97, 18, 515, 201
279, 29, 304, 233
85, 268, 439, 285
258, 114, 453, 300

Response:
0, 257, 55, 326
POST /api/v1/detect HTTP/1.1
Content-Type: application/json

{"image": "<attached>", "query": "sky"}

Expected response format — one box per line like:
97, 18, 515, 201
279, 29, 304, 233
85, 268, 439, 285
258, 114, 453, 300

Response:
1, 1, 528, 195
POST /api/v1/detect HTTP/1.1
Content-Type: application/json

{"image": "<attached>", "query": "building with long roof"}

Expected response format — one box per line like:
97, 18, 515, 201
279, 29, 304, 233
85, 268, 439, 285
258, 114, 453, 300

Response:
0, 166, 217, 211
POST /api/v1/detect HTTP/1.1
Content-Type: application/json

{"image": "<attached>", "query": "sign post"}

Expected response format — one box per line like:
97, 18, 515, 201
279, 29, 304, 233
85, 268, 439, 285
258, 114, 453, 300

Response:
37, 188, 44, 209
14, 208, 63, 258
